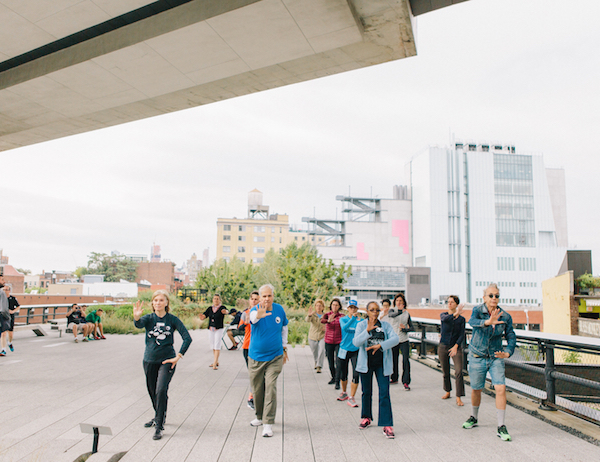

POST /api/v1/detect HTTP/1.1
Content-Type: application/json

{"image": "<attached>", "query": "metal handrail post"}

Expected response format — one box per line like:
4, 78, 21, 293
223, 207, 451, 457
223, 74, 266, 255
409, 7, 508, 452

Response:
420, 325, 427, 358
540, 343, 557, 411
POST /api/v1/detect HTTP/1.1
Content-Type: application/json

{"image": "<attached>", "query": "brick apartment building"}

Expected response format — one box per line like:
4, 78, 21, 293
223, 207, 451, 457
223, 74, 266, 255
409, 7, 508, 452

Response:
136, 261, 175, 292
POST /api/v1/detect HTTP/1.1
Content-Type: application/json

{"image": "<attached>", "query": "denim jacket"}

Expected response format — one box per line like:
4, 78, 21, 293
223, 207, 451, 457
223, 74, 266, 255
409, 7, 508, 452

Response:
468, 303, 516, 358
353, 319, 399, 376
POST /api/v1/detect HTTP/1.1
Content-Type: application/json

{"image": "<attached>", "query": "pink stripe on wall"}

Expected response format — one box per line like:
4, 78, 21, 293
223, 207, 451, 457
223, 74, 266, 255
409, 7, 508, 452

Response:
356, 242, 369, 260
392, 220, 409, 254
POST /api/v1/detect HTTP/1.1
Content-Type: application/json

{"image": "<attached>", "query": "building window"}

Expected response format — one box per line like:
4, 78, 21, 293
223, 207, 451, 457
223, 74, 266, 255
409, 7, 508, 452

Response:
271, 227, 275, 233
254, 236, 265, 242
295, 237, 298, 241
519, 257, 536, 271
497, 256, 515, 271
253, 247, 265, 254
238, 246, 246, 253
494, 154, 535, 247
254, 226, 265, 232
238, 225, 245, 232
239, 257, 245, 262
222, 246, 231, 253
271, 237, 275, 243
280, 227, 283, 233
253, 257, 264, 263
223, 256, 230, 262
223, 225, 231, 231
238, 236, 246, 241
279, 237, 282, 243
223, 235, 231, 241
302, 237, 305, 241
410, 275, 429, 284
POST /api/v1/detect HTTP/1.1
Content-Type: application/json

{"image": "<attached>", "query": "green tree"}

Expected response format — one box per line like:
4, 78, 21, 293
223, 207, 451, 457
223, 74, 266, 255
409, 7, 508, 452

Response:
269, 242, 352, 309
195, 257, 258, 305
85, 252, 139, 282
16, 268, 31, 275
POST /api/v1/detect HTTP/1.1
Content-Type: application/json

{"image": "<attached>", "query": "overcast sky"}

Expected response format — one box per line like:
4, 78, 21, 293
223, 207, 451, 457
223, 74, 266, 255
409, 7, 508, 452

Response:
2, 0, 600, 275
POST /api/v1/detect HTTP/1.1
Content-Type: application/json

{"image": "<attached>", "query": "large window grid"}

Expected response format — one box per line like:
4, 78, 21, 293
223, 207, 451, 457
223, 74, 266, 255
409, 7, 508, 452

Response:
494, 154, 535, 247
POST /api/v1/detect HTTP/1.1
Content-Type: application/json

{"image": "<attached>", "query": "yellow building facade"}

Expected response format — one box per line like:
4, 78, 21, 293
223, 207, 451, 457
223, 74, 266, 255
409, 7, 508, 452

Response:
216, 215, 322, 264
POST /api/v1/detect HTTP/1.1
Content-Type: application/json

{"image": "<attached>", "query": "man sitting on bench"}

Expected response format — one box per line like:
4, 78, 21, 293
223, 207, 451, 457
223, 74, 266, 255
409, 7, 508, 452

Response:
66, 304, 90, 343
226, 308, 244, 350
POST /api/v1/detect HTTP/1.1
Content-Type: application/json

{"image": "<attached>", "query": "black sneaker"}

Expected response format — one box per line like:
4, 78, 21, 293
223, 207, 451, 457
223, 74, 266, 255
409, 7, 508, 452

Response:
335, 382, 340, 390
144, 419, 156, 428
462, 416, 478, 429
328, 378, 336, 385
153, 427, 163, 440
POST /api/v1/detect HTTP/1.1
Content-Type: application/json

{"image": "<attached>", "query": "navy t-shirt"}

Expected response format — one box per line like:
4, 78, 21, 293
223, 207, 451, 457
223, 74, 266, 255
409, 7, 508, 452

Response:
135, 312, 192, 363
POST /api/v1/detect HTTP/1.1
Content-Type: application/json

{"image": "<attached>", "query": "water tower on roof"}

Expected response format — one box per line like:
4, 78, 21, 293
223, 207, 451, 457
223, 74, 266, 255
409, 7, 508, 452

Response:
248, 189, 269, 219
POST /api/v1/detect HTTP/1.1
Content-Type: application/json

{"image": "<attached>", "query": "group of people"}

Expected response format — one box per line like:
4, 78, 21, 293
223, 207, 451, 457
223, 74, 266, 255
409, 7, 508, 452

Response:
66, 303, 106, 342
133, 282, 516, 443
0, 273, 20, 356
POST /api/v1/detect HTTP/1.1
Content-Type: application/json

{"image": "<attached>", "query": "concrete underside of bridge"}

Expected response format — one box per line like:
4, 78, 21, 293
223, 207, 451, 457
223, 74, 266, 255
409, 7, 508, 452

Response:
0, 0, 467, 152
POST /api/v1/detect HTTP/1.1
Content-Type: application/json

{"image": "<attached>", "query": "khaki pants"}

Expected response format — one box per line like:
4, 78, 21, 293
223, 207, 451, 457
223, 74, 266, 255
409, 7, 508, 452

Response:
248, 355, 283, 424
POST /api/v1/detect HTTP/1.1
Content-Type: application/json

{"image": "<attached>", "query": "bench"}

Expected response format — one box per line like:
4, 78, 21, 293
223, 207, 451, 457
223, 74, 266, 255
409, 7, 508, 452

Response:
49, 319, 69, 336
13, 324, 47, 336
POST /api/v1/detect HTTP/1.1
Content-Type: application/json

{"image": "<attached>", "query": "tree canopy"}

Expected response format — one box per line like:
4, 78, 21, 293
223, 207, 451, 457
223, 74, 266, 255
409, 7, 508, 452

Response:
195, 242, 351, 308
78, 252, 139, 282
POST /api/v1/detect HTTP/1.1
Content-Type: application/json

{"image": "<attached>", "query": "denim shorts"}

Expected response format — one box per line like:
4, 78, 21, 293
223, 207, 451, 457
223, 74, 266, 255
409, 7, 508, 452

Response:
468, 354, 505, 390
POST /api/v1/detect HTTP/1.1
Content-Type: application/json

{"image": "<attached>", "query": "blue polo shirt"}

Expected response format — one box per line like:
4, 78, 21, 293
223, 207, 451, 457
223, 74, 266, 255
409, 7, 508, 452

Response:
249, 303, 288, 362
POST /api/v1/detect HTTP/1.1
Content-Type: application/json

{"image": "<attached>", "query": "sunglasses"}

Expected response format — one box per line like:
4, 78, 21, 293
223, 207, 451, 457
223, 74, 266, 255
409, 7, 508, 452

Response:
487, 294, 500, 299
368, 308, 380, 313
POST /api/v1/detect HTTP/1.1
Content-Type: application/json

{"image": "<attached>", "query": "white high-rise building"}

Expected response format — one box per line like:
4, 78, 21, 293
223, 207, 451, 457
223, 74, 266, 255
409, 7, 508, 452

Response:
407, 142, 568, 305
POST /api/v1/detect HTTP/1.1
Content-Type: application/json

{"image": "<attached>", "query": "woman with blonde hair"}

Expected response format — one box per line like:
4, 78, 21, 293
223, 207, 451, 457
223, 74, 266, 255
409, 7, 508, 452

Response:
306, 299, 326, 373
134, 290, 192, 440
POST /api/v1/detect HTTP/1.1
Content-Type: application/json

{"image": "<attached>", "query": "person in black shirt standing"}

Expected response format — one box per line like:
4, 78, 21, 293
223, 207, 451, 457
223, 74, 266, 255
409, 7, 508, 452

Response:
2, 284, 20, 352
439, 295, 466, 406
134, 289, 192, 440
199, 294, 228, 370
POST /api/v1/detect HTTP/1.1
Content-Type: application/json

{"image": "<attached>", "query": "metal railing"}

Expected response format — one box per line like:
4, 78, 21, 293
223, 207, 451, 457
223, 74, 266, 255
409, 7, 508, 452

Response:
13, 302, 123, 325
409, 317, 600, 424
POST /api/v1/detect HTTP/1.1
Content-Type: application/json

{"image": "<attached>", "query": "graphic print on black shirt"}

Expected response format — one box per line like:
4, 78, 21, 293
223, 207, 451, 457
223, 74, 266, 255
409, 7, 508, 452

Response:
367, 321, 385, 369
148, 321, 173, 346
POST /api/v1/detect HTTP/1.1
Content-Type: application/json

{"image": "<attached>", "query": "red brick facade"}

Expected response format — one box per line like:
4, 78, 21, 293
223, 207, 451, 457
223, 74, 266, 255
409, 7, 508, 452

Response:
136, 262, 175, 292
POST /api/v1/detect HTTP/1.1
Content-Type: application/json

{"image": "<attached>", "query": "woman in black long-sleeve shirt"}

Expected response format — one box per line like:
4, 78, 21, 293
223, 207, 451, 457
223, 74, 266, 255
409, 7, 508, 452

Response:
438, 295, 465, 406
134, 289, 192, 440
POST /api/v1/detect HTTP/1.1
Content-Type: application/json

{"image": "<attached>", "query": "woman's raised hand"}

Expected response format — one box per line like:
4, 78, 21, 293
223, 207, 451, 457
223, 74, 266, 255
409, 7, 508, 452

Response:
133, 300, 144, 320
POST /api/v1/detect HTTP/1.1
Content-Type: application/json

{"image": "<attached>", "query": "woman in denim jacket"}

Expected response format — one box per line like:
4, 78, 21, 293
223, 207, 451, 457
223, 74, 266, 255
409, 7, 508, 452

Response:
353, 301, 400, 439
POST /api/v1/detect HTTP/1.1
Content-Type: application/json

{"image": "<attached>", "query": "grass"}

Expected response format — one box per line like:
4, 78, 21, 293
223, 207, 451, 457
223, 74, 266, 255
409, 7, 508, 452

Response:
98, 302, 314, 345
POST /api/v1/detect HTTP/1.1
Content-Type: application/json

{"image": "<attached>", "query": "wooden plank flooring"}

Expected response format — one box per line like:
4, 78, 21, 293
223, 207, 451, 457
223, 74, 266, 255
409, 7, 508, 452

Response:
1, 328, 599, 462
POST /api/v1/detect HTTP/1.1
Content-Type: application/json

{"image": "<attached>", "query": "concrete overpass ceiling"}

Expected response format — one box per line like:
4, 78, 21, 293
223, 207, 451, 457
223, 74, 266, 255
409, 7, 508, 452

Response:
0, 0, 466, 152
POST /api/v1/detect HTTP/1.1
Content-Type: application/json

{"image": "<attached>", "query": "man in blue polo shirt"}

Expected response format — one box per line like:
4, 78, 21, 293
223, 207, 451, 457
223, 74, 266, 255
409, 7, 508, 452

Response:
248, 284, 288, 437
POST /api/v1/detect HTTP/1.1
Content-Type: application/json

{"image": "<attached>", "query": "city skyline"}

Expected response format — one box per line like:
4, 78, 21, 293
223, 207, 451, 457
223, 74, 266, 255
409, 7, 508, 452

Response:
2, 0, 600, 275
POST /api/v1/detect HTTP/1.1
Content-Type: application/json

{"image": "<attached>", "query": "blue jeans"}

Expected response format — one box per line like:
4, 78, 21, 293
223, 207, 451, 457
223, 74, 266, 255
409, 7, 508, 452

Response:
360, 366, 393, 426
468, 354, 505, 390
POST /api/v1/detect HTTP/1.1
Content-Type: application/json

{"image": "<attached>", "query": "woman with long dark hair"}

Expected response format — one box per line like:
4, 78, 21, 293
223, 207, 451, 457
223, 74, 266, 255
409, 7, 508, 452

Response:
439, 295, 466, 406
321, 298, 344, 388
353, 301, 399, 438
134, 290, 192, 440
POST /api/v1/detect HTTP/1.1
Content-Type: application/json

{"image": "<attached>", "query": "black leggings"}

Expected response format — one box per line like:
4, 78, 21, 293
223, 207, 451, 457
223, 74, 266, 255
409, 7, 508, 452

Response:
143, 361, 176, 428
336, 349, 359, 384
325, 343, 340, 380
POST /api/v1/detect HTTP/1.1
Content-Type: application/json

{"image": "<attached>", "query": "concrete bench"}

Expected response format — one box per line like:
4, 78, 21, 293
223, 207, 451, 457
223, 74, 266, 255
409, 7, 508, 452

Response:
48, 319, 69, 336
13, 324, 47, 336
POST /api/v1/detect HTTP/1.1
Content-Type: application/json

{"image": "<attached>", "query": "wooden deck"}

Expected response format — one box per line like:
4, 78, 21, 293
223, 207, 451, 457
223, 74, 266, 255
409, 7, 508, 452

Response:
1, 328, 599, 462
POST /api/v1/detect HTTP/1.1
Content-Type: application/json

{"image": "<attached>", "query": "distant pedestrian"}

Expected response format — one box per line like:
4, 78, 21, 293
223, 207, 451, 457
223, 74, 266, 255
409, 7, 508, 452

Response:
2, 284, 19, 352
199, 294, 228, 370
305, 299, 326, 373
321, 298, 343, 388
336, 300, 360, 407
462, 283, 516, 442
85, 307, 106, 340
353, 301, 399, 439
248, 284, 289, 437
66, 304, 90, 343
0, 272, 10, 356
390, 293, 413, 390
439, 295, 466, 406
238, 291, 260, 410
134, 289, 192, 440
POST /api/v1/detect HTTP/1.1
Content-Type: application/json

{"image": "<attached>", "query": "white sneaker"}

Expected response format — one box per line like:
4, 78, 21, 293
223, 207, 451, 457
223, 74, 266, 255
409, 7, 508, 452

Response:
262, 424, 273, 437
250, 418, 262, 427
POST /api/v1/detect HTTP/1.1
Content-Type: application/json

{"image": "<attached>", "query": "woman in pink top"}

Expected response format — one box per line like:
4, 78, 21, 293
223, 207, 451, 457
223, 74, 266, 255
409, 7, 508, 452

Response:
321, 298, 344, 388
